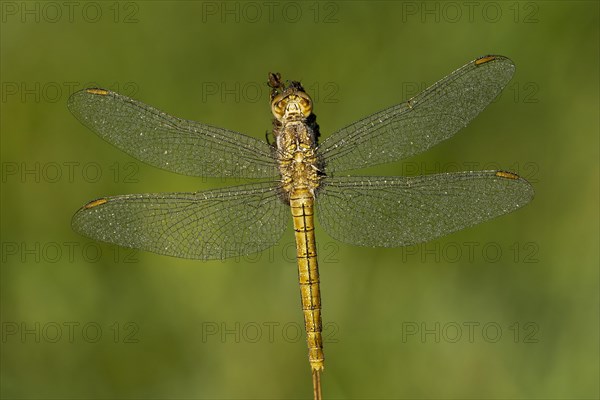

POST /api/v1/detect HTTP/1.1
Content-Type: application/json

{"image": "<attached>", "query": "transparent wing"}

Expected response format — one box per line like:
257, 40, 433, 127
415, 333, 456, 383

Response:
72, 182, 287, 260
318, 55, 515, 174
316, 171, 533, 247
68, 89, 278, 178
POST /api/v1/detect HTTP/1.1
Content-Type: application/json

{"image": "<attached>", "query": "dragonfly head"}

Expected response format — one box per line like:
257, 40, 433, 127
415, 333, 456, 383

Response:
270, 82, 313, 122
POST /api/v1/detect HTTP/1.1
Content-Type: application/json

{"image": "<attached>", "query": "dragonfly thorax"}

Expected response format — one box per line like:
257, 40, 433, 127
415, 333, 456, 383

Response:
270, 81, 320, 200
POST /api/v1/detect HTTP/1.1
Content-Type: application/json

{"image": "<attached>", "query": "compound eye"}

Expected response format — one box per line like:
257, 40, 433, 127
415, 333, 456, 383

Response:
298, 93, 313, 117
271, 94, 287, 119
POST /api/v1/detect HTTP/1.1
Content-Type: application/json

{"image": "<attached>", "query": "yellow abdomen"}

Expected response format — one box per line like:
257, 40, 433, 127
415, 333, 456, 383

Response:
290, 187, 324, 372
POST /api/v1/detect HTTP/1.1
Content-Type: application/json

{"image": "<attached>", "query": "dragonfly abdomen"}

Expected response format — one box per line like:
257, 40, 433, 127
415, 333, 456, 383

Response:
290, 188, 324, 372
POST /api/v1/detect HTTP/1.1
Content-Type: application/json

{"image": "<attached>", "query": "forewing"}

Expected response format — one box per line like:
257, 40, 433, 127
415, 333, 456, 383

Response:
318, 56, 515, 174
68, 89, 278, 178
72, 182, 287, 260
316, 171, 533, 247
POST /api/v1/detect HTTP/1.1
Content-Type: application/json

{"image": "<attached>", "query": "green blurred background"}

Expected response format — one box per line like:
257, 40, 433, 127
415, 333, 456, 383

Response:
1, 1, 598, 399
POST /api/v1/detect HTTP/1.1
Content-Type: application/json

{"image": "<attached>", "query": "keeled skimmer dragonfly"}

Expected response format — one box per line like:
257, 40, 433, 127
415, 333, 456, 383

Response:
69, 55, 534, 399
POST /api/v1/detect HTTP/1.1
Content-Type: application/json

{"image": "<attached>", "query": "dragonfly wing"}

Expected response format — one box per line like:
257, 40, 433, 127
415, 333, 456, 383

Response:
318, 55, 515, 174
316, 171, 533, 247
68, 89, 278, 178
72, 182, 287, 260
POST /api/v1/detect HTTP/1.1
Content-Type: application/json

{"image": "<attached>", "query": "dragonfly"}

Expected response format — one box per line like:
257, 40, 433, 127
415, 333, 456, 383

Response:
69, 55, 534, 399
